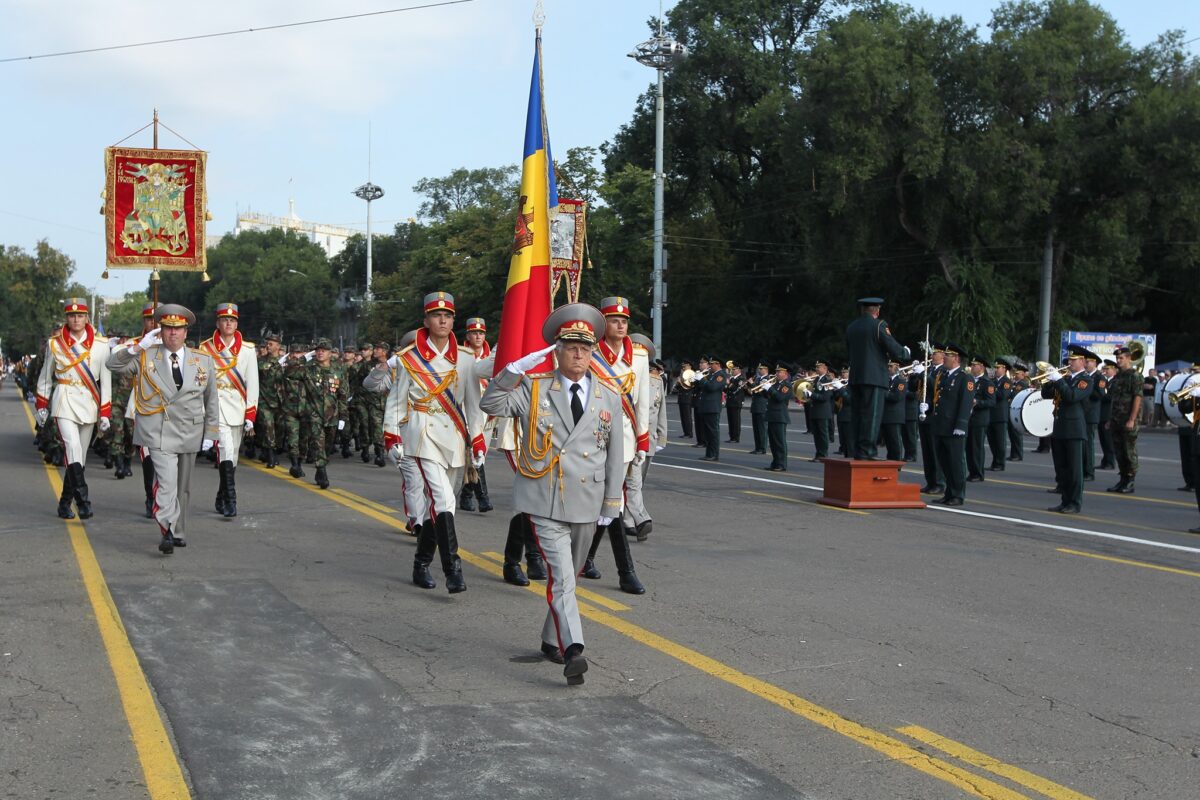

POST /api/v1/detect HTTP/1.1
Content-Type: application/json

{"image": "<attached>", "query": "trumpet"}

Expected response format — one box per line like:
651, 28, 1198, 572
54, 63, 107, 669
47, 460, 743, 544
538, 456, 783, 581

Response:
1029, 360, 1070, 385
747, 376, 777, 394
1168, 376, 1200, 405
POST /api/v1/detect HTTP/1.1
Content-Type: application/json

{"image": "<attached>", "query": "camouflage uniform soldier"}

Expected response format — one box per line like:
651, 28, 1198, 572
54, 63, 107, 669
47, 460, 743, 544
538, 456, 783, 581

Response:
255, 331, 284, 468
299, 338, 348, 489
1105, 344, 1143, 494
109, 339, 137, 479
284, 342, 312, 478
360, 342, 389, 466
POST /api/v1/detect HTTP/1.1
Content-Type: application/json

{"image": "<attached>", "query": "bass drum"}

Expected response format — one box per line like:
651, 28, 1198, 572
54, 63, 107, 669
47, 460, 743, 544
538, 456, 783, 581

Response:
1010, 387, 1054, 438
1163, 373, 1200, 428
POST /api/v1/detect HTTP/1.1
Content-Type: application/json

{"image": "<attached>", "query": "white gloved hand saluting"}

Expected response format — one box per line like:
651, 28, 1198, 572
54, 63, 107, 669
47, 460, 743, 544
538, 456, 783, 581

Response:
303, 350, 316, 362
506, 344, 557, 375
98, 417, 111, 433
136, 327, 162, 352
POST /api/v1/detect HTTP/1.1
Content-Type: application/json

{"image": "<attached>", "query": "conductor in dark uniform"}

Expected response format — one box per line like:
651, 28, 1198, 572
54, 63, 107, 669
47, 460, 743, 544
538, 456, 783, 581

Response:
695, 357, 726, 461
987, 358, 1014, 471
1041, 345, 1092, 513
966, 355, 995, 482
931, 343, 973, 506
765, 363, 792, 471
845, 297, 911, 460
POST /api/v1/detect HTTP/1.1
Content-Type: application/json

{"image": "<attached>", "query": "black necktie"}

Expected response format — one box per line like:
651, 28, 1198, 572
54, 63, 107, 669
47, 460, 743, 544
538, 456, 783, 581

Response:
170, 353, 183, 390
570, 384, 584, 425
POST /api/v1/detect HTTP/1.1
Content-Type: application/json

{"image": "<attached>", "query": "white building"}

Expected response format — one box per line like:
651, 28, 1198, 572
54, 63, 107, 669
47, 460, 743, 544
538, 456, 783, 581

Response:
234, 200, 358, 258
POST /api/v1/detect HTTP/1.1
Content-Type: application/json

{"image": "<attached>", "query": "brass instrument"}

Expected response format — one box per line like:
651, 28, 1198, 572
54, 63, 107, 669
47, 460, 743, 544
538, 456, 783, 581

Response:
725, 360, 735, 370
792, 378, 814, 398
1167, 374, 1200, 405
1124, 340, 1146, 373
678, 367, 709, 389
1029, 361, 1070, 385
747, 376, 777, 394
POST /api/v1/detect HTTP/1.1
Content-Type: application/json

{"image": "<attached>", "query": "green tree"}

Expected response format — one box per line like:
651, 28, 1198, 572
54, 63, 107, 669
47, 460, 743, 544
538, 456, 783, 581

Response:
0, 240, 76, 355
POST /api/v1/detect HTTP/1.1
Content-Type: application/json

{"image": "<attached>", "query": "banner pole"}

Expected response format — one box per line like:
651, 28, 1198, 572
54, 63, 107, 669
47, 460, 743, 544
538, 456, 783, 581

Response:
152, 108, 158, 149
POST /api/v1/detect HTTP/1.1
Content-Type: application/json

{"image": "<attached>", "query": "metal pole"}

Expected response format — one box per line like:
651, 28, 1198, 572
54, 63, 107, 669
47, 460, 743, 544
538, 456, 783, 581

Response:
1036, 223, 1053, 363
651, 65, 665, 352
365, 199, 374, 303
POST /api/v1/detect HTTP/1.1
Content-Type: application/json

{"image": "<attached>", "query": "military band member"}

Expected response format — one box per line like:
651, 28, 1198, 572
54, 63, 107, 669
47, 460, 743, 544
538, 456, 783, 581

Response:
807, 360, 836, 460
882, 359, 907, 461
675, 359, 695, 439
459, 317, 496, 513
931, 343, 972, 506
845, 297, 912, 460
1041, 346, 1092, 513
581, 297, 648, 593
1008, 363, 1031, 461
987, 358, 1014, 471
480, 304, 624, 684
107, 305, 219, 554
902, 365, 919, 462
749, 362, 770, 454
35, 298, 113, 519
1105, 345, 1143, 494
383, 292, 485, 593
695, 355, 726, 462
966, 355, 994, 482
724, 362, 745, 443
834, 367, 853, 456
690, 356, 709, 450
199, 303, 259, 517
917, 344, 945, 493
1098, 359, 1117, 470
1083, 353, 1106, 482
765, 363, 792, 471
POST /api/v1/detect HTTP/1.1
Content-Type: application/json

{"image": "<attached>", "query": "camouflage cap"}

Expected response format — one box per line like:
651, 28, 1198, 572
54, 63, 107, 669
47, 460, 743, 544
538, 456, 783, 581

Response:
313, 338, 333, 350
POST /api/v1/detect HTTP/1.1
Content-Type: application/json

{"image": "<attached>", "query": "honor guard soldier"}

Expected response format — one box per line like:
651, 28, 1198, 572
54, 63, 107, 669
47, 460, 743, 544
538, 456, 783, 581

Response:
765, 362, 792, 471
694, 355, 727, 462
1083, 352, 1106, 482
917, 344, 945, 493
845, 297, 912, 460
931, 343, 973, 506
724, 361, 746, 443
1098, 359, 1117, 470
255, 332, 284, 468
199, 303, 259, 517
749, 362, 771, 454
1008, 362, 1031, 461
35, 297, 113, 519
459, 317, 497, 513
675, 359, 695, 438
1105, 345, 1143, 494
807, 360, 836, 460
882, 359, 907, 461
987, 358, 1014, 471
383, 292, 485, 593
480, 304, 625, 684
108, 305, 219, 554
965, 355, 995, 481
580, 297, 649, 593
1041, 345, 1092, 513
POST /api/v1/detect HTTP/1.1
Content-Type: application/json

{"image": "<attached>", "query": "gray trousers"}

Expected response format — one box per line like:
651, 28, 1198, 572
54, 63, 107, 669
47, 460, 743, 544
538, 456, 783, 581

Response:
528, 514, 593, 654
621, 458, 650, 527
150, 449, 196, 538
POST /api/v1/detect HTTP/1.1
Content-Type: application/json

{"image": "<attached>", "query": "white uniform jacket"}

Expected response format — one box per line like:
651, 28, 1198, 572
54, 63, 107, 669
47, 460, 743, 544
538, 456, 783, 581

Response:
108, 344, 220, 453
589, 337, 651, 461
199, 332, 260, 425
480, 368, 625, 524
35, 325, 112, 424
382, 330, 484, 469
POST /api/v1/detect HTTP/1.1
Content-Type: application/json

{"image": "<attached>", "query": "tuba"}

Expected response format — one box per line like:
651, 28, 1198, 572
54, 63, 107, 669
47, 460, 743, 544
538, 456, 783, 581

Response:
1125, 340, 1146, 373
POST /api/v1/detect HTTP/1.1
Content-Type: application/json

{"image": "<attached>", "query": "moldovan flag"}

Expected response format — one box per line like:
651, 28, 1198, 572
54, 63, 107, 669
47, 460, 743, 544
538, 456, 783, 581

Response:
494, 32, 558, 376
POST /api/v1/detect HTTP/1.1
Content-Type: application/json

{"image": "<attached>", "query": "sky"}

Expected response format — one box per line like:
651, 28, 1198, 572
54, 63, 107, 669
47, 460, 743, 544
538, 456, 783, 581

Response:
0, 0, 1192, 297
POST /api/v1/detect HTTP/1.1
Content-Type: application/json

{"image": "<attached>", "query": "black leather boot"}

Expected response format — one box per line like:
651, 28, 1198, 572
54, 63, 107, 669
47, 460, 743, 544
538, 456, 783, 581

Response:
361, 446, 371, 463
113, 454, 126, 480
215, 461, 230, 514
57, 469, 75, 519
502, 513, 529, 586
522, 514, 546, 580
315, 465, 330, 489
581, 526, 603, 579
142, 455, 155, 518
68, 463, 92, 519
459, 481, 477, 512
265, 446, 277, 468
224, 462, 238, 517
474, 465, 493, 512
373, 444, 386, 468
1106, 476, 1128, 493
412, 519, 436, 589
435, 512, 466, 593
340, 438, 352, 458
159, 527, 174, 554
607, 519, 645, 594
289, 455, 304, 479
1117, 479, 1135, 494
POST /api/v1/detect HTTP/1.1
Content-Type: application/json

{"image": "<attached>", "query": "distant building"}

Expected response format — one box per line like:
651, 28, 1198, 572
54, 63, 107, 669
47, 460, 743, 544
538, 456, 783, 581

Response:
234, 200, 358, 258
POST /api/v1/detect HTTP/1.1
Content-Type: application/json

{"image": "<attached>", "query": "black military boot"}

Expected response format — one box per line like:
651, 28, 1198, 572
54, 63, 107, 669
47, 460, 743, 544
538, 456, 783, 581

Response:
215, 461, 230, 514
289, 455, 304, 479
158, 527, 174, 555
607, 519, 645, 594
521, 515, 547, 580
112, 454, 124, 480
581, 527, 603, 580
361, 446, 371, 463
224, 462, 238, 517
340, 438, 352, 458
244, 441, 257, 461
315, 465, 330, 490
412, 520, 436, 589
142, 456, 155, 518
1106, 476, 1128, 493
264, 446, 277, 469
435, 512, 466, 594
459, 481, 477, 512
502, 513, 529, 586
474, 465, 494, 512
1117, 478, 1135, 494
56, 469, 75, 519
68, 463, 92, 520
373, 444, 386, 467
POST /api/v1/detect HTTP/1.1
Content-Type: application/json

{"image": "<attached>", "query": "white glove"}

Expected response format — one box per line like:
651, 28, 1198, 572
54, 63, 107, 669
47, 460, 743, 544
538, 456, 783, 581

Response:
304, 350, 316, 362
1190, 387, 1200, 399
632, 451, 646, 467
385, 355, 400, 369
1046, 370, 1063, 382
389, 443, 404, 463
910, 362, 925, 374
98, 417, 111, 433
952, 428, 966, 437
919, 402, 930, 413
277, 354, 289, 366
471, 452, 486, 468
244, 420, 255, 433
137, 327, 162, 351
655, 444, 666, 453
337, 420, 345, 431
202, 438, 216, 451
597, 516, 614, 528
35, 408, 48, 425
506, 344, 557, 375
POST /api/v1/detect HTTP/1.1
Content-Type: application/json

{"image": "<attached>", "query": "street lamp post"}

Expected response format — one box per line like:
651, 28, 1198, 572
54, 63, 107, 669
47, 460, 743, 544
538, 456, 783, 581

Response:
353, 182, 384, 303
630, 19, 687, 353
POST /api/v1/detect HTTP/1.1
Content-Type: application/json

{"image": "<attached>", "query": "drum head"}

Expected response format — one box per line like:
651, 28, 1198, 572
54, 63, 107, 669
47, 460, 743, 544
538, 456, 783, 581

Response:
1163, 373, 1199, 428
1010, 387, 1054, 438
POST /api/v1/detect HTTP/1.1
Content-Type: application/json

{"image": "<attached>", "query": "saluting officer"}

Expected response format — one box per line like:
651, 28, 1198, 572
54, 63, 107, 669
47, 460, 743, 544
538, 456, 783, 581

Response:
199, 303, 259, 517
1041, 345, 1092, 513
35, 298, 113, 519
845, 297, 911, 460
459, 317, 497, 513
931, 343, 973, 506
966, 355, 995, 482
987, 358, 1014, 471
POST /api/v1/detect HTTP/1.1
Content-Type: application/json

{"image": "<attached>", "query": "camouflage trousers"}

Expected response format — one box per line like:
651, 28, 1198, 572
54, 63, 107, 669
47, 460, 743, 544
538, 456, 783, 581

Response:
362, 400, 384, 450
285, 413, 312, 460
110, 409, 135, 456
256, 406, 279, 450
1111, 424, 1139, 478
307, 423, 337, 468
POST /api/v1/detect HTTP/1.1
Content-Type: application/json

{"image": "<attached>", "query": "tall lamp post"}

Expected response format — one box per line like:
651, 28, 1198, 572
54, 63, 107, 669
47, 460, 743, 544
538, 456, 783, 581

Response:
630, 20, 687, 353
353, 181, 384, 302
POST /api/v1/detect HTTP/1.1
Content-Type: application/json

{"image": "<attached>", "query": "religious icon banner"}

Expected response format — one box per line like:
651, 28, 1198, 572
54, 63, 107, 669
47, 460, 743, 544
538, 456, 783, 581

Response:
104, 146, 207, 270
550, 198, 586, 304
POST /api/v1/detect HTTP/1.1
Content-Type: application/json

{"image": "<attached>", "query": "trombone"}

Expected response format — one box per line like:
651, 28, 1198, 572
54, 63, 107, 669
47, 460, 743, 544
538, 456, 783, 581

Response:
746, 376, 777, 394
1029, 360, 1070, 385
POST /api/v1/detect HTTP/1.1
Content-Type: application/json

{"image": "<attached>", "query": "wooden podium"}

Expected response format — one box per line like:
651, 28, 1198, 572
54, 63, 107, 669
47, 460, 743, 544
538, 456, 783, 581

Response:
818, 458, 925, 509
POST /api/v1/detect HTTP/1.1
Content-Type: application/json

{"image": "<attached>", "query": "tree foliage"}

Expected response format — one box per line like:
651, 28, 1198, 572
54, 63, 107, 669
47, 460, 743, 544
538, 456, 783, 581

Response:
0, 241, 76, 356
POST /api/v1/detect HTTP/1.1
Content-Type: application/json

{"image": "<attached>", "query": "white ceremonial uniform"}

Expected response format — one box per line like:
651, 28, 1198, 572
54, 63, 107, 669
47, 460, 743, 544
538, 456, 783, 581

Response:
591, 337, 652, 527
36, 325, 112, 465
382, 330, 484, 519
199, 331, 259, 466
108, 343, 219, 538
481, 367, 624, 653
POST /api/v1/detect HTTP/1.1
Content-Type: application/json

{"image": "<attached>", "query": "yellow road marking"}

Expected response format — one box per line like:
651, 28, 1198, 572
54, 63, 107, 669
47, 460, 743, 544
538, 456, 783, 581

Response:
743, 489, 870, 515
897, 724, 1092, 800
477, 551, 631, 612
966, 497, 1184, 537
256, 457, 1087, 799
20, 402, 191, 799
1056, 547, 1200, 579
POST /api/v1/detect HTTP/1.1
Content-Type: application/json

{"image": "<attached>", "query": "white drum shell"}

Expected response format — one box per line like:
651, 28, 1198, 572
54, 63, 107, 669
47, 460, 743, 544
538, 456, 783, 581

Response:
1163, 373, 1200, 428
1010, 387, 1054, 438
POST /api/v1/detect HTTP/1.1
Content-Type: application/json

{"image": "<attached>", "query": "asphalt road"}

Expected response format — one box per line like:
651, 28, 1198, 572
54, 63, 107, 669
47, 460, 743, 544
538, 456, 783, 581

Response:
3, 387, 1199, 800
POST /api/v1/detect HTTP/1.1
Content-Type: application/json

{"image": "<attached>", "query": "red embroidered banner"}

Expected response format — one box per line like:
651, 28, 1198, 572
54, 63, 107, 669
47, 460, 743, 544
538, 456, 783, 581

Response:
104, 146, 207, 271
550, 198, 586, 304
